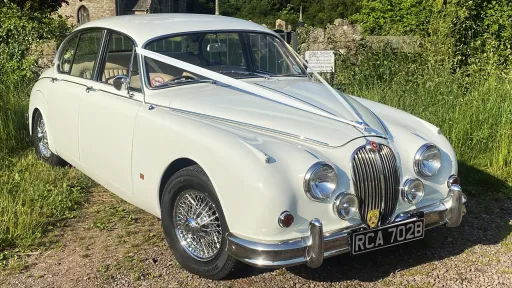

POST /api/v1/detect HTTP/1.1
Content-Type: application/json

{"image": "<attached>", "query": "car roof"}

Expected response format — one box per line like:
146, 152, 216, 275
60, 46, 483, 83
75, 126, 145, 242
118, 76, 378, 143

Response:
75, 14, 276, 46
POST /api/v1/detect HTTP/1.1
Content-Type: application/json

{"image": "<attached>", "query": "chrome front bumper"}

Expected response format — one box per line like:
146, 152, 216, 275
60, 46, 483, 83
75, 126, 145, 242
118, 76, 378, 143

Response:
227, 185, 466, 268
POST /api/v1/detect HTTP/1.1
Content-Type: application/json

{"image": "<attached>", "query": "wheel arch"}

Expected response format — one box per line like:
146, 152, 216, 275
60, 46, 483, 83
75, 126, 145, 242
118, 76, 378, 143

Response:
29, 89, 57, 152
158, 157, 198, 206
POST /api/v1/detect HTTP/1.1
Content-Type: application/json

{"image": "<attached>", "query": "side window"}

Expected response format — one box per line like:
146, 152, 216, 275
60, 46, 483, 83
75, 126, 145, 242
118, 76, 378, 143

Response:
101, 33, 140, 90
57, 35, 78, 74
70, 30, 104, 80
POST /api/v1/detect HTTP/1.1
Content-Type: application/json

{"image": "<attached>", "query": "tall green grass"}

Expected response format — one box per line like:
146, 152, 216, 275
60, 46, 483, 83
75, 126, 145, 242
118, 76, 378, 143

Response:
0, 79, 93, 257
335, 44, 512, 190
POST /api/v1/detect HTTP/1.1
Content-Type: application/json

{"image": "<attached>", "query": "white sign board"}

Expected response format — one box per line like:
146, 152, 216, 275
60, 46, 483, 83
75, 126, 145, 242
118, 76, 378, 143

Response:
305, 50, 335, 73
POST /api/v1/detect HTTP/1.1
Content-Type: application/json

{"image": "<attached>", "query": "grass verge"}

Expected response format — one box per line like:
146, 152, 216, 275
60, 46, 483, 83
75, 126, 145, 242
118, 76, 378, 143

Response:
0, 79, 94, 268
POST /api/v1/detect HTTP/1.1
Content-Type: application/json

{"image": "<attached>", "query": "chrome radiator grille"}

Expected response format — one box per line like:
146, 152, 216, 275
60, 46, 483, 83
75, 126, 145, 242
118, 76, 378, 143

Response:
351, 143, 400, 227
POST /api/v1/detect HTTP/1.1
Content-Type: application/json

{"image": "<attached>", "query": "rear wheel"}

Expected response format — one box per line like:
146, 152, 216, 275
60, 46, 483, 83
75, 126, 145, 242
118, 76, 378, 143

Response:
33, 111, 66, 166
160, 165, 237, 279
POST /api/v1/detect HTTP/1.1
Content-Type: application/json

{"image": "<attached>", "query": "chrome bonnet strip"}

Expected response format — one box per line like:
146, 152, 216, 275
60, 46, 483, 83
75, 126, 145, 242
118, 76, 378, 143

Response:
147, 103, 331, 147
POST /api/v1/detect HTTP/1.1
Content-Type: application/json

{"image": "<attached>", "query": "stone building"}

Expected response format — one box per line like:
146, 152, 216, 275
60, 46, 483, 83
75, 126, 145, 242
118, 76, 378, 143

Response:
59, 0, 188, 26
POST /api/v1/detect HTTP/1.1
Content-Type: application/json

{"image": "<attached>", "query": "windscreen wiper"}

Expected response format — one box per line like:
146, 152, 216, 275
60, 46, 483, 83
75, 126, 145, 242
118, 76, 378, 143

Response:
217, 70, 270, 80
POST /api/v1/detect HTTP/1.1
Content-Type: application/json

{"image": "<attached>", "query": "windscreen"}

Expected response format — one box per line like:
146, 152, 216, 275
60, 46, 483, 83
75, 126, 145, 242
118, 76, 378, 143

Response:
143, 31, 306, 88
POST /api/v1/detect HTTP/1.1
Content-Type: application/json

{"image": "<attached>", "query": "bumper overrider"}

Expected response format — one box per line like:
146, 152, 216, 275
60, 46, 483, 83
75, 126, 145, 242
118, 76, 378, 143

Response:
226, 185, 466, 268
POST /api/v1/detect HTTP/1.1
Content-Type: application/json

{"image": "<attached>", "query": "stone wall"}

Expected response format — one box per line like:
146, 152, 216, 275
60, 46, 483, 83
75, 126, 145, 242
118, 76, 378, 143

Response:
297, 19, 419, 55
58, 0, 117, 26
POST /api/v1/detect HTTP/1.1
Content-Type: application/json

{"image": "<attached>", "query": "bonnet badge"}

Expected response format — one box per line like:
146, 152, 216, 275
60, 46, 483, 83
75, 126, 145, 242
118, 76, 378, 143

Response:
367, 141, 379, 151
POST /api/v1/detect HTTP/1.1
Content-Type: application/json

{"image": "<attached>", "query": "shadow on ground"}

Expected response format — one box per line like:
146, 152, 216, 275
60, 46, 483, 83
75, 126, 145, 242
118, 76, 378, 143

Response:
231, 162, 512, 282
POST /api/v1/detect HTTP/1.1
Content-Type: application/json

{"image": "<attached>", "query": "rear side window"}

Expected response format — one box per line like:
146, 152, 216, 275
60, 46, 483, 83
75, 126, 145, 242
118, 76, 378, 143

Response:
57, 35, 78, 74
69, 30, 104, 80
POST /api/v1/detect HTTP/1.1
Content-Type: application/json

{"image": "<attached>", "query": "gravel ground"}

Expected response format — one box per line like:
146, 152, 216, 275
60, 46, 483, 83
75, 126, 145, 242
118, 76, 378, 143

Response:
1, 187, 511, 288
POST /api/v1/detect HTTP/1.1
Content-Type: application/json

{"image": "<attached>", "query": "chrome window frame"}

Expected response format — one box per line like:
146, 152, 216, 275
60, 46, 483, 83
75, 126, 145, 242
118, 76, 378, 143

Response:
54, 27, 145, 99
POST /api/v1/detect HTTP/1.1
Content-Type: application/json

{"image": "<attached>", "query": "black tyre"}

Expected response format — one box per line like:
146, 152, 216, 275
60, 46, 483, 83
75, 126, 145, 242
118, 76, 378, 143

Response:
161, 165, 238, 279
32, 110, 66, 166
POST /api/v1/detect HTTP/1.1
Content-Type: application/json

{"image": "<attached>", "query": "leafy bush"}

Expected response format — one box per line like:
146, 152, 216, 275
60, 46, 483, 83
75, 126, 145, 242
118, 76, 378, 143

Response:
187, 0, 360, 28
0, 1, 70, 82
352, 0, 512, 75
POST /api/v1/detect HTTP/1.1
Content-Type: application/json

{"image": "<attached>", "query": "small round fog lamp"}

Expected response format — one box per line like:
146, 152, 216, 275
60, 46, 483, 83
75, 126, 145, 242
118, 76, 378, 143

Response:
402, 178, 424, 204
333, 193, 359, 220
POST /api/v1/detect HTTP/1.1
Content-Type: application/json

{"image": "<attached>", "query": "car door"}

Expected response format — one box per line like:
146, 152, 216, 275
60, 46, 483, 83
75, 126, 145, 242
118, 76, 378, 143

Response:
47, 30, 105, 162
78, 31, 143, 196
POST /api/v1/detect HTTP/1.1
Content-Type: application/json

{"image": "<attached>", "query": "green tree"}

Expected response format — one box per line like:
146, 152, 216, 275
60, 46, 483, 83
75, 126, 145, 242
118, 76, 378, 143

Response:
218, 0, 360, 28
0, 0, 70, 82
352, 0, 512, 74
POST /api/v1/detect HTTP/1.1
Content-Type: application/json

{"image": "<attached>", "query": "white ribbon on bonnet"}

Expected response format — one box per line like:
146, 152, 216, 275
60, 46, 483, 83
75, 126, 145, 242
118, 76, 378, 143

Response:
136, 47, 369, 130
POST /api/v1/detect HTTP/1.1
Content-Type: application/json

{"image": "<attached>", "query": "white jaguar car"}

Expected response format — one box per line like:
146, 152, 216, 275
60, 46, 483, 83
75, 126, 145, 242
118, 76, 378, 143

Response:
28, 14, 466, 279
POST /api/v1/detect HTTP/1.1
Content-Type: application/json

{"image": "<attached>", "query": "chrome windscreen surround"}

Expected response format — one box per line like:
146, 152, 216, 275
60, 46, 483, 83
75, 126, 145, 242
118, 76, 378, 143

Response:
351, 142, 400, 227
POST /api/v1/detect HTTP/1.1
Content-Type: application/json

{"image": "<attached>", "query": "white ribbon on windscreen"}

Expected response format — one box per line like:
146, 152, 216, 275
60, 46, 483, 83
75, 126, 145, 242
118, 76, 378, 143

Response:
136, 47, 368, 130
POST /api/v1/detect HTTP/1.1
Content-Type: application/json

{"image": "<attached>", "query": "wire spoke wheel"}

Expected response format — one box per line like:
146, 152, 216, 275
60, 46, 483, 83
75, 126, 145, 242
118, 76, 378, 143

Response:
173, 189, 222, 261
36, 116, 51, 159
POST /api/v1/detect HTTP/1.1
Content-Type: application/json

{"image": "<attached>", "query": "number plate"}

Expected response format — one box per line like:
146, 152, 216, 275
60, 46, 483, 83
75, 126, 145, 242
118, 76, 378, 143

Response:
351, 218, 425, 255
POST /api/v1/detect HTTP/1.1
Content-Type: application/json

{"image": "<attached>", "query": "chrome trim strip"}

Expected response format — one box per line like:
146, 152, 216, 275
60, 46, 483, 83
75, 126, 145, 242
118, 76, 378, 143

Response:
227, 186, 466, 269
146, 103, 331, 146
41, 77, 144, 102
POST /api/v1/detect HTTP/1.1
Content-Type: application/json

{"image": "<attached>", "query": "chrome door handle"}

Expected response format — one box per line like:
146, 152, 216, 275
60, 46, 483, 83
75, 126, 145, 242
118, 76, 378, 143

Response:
85, 86, 98, 93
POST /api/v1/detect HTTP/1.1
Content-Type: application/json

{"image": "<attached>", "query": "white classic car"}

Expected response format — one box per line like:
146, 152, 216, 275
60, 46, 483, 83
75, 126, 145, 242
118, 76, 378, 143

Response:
29, 14, 467, 279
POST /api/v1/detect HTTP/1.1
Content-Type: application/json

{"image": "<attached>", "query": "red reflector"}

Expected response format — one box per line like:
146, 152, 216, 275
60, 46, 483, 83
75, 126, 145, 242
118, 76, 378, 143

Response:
278, 211, 294, 228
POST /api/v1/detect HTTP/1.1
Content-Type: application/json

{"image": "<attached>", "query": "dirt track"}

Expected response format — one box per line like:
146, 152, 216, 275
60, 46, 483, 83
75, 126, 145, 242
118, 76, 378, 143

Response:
1, 187, 511, 288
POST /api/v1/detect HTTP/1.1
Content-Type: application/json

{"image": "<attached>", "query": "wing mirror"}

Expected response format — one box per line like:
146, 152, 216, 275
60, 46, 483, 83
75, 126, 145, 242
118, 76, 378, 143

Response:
113, 75, 129, 92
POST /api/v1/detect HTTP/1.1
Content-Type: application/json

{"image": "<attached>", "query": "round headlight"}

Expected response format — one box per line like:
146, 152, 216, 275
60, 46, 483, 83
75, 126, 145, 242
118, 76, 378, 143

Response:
402, 178, 424, 204
304, 162, 337, 201
333, 192, 359, 219
414, 144, 441, 177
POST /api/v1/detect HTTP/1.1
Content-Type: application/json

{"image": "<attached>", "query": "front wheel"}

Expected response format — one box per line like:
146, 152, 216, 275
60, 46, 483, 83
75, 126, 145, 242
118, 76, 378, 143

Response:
160, 165, 238, 279
32, 111, 66, 166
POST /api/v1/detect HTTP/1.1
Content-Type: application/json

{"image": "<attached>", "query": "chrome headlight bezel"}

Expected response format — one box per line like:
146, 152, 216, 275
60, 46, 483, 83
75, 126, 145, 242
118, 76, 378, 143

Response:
401, 178, 424, 204
304, 161, 338, 201
414, 143, 442, 178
